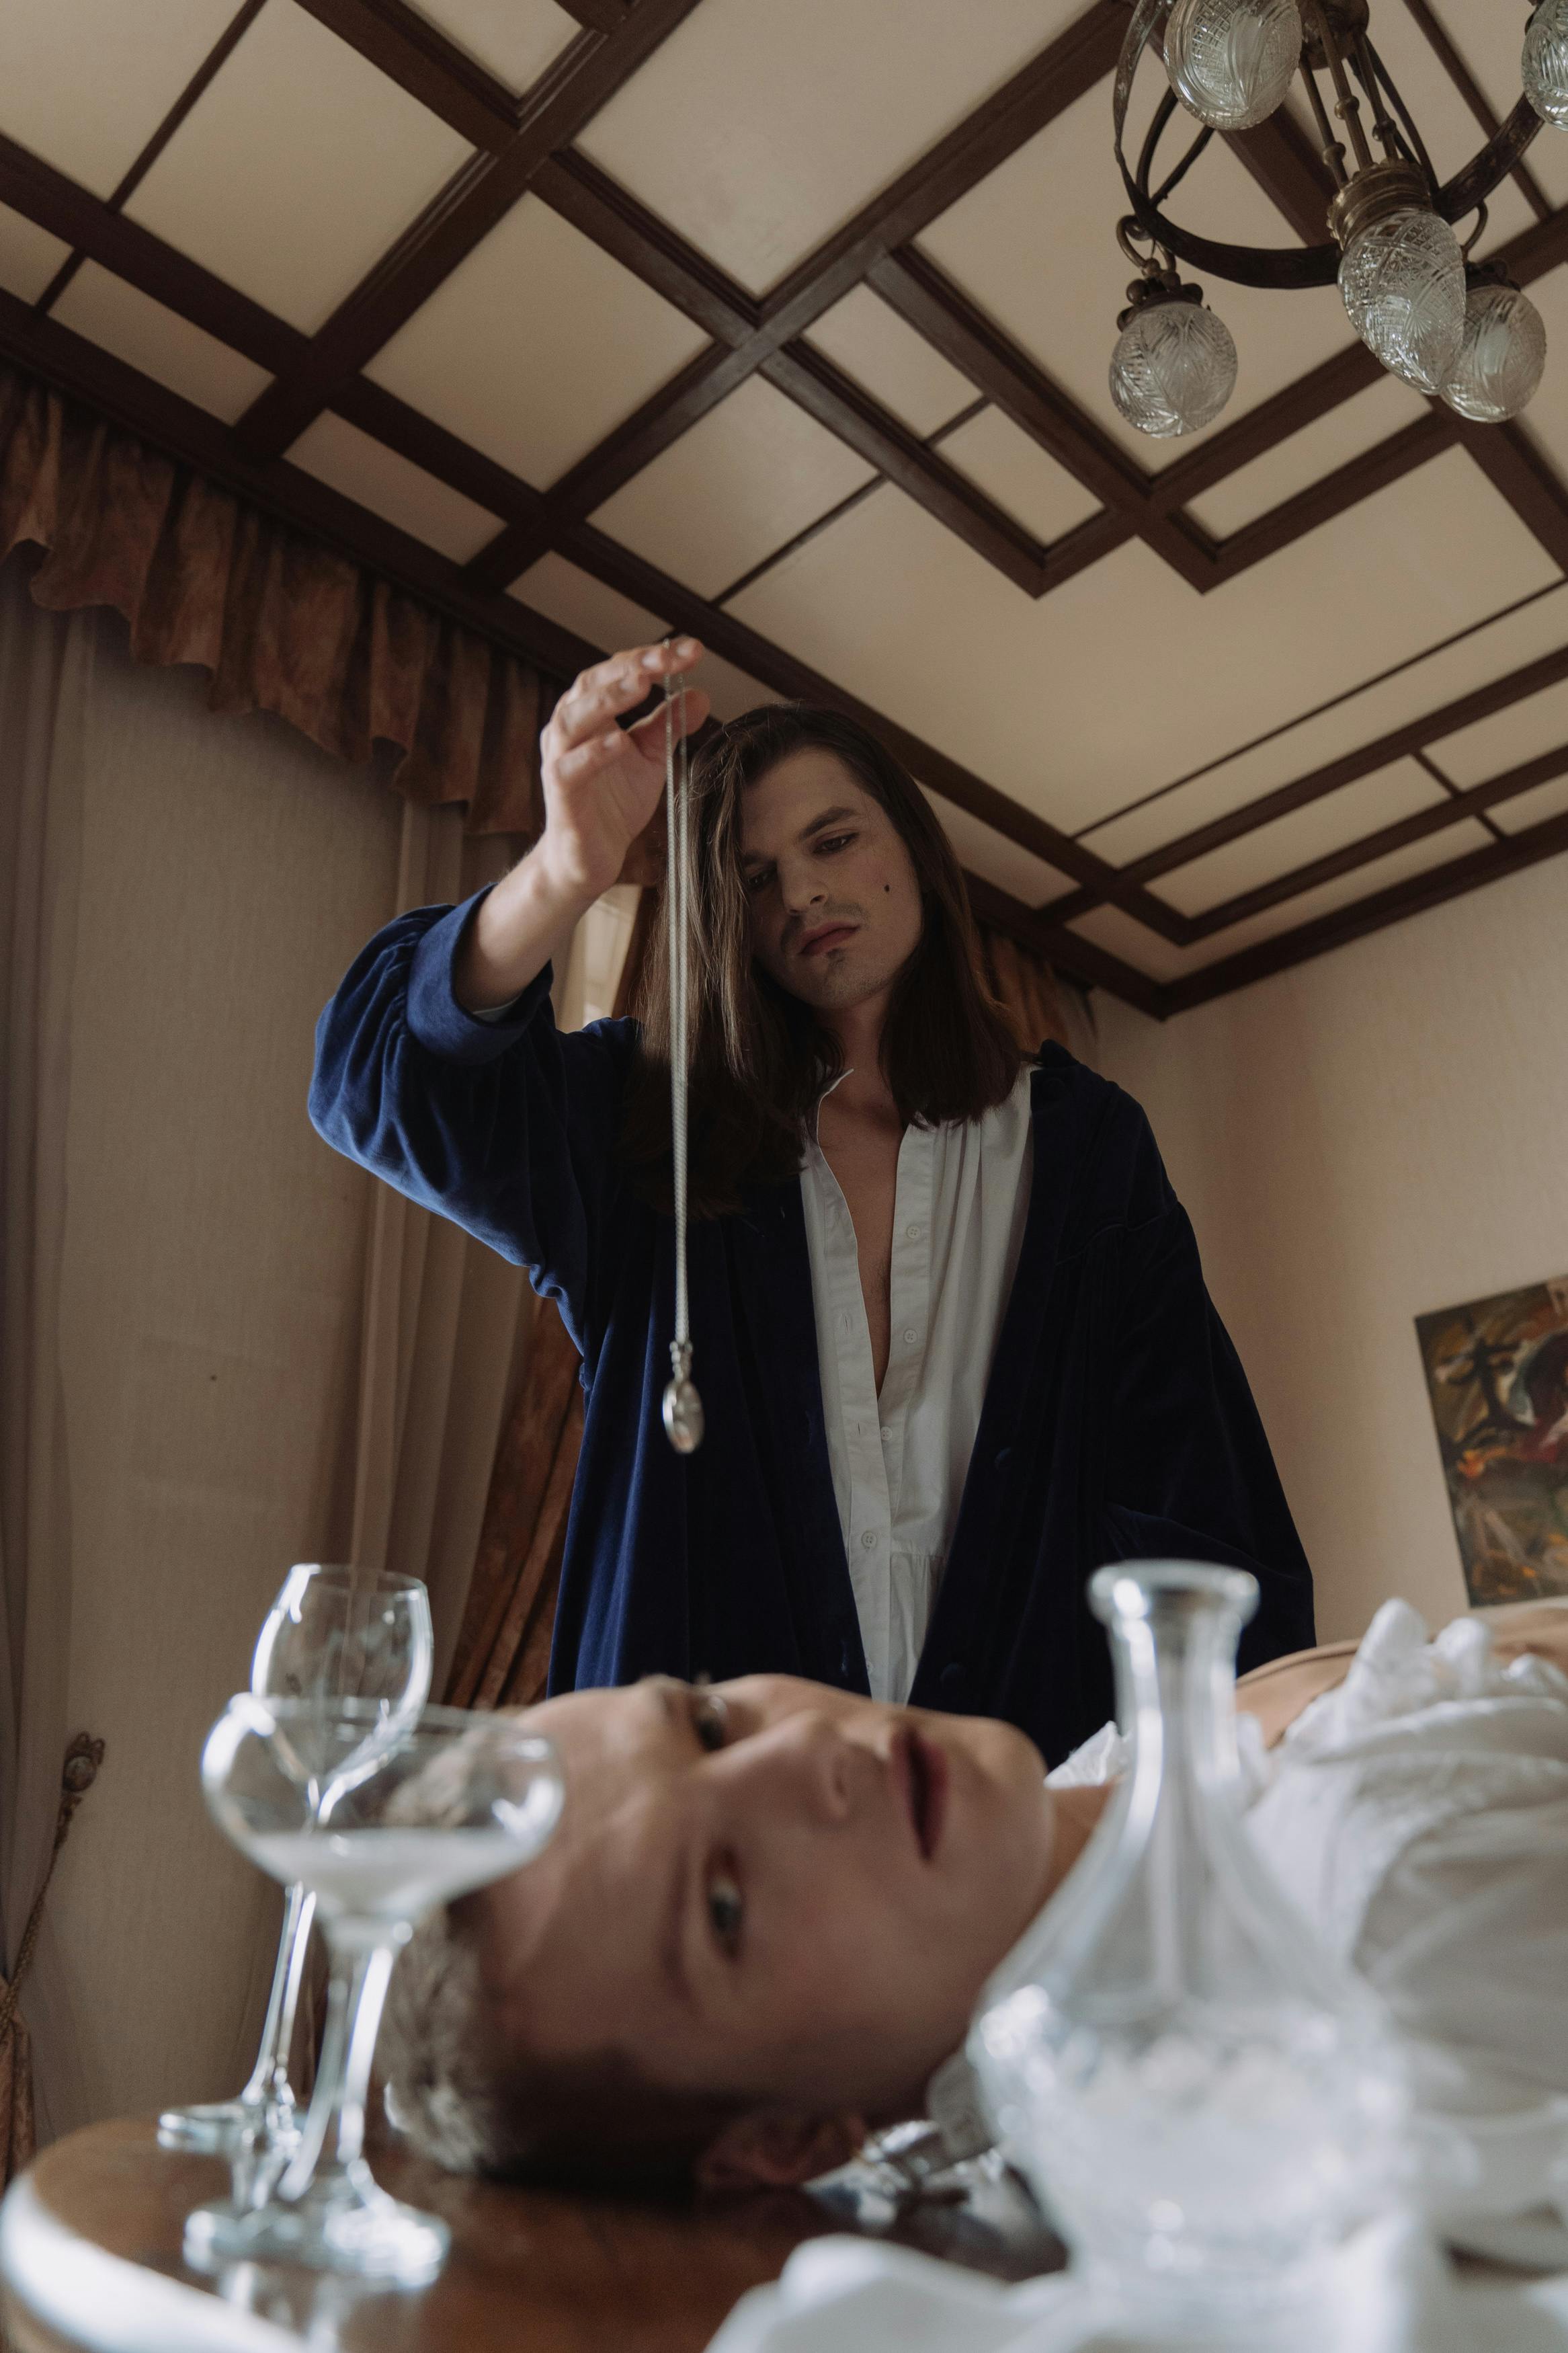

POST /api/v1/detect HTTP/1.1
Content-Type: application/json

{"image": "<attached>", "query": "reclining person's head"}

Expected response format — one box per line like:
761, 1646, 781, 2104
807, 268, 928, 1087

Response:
380, 1675, 1067, 2191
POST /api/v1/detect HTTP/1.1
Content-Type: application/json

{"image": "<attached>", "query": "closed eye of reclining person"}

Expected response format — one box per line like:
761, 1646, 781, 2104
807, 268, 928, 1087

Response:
380, 1598, 1568, 2202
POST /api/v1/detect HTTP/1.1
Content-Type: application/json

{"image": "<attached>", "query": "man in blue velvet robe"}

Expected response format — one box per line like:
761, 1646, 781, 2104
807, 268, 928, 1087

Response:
310, 637, 1312, 1765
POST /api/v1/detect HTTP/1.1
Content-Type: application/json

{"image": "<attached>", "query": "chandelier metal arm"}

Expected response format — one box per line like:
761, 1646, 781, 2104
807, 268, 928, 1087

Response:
1116, 0, 1544, 294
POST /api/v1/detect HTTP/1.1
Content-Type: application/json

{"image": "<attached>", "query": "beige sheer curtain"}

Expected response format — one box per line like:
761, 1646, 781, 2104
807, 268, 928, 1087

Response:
0, 551, 533, 2150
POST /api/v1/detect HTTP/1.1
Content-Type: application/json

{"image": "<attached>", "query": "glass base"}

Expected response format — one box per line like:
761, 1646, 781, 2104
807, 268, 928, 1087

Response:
183, 2179, 449, 2286
158, 2096, 298, 2157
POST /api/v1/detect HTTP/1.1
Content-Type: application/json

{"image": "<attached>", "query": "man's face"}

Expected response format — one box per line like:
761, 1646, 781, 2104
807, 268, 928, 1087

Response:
737, 750, 925, 1018
472, 1677, 1053, 2120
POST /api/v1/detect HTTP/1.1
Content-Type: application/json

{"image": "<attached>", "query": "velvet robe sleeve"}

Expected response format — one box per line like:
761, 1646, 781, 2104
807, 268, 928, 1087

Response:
306, 890, 634, 1356
1098, 1119, 1315, 1673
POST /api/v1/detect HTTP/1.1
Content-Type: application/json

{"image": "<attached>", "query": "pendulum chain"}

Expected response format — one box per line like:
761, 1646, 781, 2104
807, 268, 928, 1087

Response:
661, 670, 703, 1453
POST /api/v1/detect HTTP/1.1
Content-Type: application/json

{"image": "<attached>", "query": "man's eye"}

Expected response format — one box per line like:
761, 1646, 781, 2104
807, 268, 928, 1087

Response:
708, 1869, 744, 1956
743, 868, 772, 895
816, 833, 854, 854
692, 1690, 730, 1752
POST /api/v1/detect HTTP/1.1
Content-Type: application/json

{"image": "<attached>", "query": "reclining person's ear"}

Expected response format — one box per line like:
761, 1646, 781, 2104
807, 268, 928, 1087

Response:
696, 2106, 870, 2189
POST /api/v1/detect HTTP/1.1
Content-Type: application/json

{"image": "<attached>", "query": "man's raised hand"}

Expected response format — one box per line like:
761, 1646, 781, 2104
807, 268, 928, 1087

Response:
454, 637, 708, 1012
537, 639, 710, 904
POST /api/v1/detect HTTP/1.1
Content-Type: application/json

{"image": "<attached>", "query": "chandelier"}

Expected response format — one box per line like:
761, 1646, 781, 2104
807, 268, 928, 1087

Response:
1107, 0, 1565, 436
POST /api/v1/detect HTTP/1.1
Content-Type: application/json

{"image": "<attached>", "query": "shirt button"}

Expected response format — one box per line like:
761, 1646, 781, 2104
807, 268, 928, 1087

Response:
906, 1224, 922, 1240
903, 1326, 919, 1345
880, 1425, 893, 1442
861, 1531, 877, 1550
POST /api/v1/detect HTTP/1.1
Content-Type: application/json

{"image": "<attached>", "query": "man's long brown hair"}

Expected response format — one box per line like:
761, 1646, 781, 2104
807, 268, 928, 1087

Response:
620, 704, 1024, 1215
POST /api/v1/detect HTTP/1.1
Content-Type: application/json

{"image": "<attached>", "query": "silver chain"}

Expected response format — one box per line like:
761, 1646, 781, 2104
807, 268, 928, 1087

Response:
661, 671, 703, 1453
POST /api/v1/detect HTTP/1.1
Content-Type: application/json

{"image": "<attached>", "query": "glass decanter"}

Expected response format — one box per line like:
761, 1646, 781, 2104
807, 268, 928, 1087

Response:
972, 1561, 1395, 2334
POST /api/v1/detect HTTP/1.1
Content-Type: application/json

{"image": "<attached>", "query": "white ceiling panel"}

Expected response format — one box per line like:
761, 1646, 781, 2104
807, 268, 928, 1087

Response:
286, 413, 500, 561
938, 407, 1102, 544
367, 197, 708, 489
922, 789, 1071, 902
1080, 583, 1568, 864
510, 552, 668, 658
1071, 817, 1495, 978
917, 79, 1356, 472
1157, 757, 1447, 916
0, 204, 70, 304
731, 451, 1555, 836
126, 3, 472, 334
50, 264, 271, 421
574, 0, 1086, 295
1428, 668, 1568, 785
0, 0, 239, 200
804, 288, 977, 438
591, 377, 877, 599
404, 0, 580, 93
1187, 373, 1428, 540
1489, 771, 1568, 831
698, 653, 784, 723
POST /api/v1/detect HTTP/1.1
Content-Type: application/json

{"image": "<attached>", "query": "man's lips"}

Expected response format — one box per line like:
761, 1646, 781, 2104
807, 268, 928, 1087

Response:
893, 1728, 949, 1862
796, 922, 859, 958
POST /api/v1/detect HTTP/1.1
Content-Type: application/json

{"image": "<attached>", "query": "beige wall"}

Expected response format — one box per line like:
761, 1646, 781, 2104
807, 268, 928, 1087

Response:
1098, 853, 1568, 1645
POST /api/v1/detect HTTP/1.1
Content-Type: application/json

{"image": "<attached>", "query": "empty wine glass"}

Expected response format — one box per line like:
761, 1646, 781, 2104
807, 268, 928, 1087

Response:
159, 1565, 434, 2155
183, 1696, 564, 2284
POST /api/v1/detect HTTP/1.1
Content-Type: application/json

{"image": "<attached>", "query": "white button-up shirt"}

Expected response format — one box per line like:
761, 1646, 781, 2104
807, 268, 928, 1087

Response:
800, 1066, 1035, 1704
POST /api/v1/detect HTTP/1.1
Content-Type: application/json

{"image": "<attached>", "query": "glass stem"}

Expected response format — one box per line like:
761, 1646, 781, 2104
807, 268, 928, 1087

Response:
237, 1882, 317, 2112
277, 1923, 404, 2205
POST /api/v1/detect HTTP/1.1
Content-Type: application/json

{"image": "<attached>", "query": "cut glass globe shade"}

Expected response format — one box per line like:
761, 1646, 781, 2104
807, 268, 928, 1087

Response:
1166, 0, 1303, 130
1442, 280, 1547, 420
1524, 0, 1568, 128
1338, 207, 1466, 393
1110, 295, 1238, 438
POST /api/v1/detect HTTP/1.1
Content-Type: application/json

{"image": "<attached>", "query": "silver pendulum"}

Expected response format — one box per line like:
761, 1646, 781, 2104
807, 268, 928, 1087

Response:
661, 668, 704, 1455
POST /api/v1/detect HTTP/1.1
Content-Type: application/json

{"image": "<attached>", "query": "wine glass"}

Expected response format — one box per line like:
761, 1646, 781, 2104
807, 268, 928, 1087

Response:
159, 1565, 434, 2154
183, 1696, 565, 2284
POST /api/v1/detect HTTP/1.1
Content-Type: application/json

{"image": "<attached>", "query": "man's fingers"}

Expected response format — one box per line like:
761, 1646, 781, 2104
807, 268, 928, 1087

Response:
624, 686, 712, 761
545, 638, 703, 760
550, 730, 635, 792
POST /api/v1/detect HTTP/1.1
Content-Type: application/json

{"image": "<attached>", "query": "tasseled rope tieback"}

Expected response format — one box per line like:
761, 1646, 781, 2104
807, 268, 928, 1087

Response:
0, 1734, 106, 2045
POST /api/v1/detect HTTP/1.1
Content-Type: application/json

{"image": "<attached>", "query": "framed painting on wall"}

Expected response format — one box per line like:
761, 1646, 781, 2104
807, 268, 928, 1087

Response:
1416, 1273, 1568, 1605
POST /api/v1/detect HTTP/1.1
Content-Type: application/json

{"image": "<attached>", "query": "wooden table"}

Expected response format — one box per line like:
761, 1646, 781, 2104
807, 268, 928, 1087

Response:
0, 2119, 1063, 2353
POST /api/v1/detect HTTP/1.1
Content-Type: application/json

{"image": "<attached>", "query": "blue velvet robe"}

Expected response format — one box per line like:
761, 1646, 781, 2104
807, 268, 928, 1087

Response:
309, 893, 1314, 1767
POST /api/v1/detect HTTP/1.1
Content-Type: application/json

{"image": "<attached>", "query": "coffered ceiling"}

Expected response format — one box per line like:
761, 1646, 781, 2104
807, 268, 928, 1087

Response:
2, 0, 1567, 1014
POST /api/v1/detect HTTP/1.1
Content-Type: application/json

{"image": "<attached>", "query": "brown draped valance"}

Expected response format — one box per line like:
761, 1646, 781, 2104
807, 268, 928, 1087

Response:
0, 362, 546, 835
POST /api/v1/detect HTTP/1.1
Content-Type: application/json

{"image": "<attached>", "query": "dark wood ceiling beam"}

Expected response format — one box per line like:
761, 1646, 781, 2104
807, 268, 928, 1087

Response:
0, 286, 597, 680
0, 132, 304, 374
463, 343, 755, 589
1147, 342, 1385, 514
1223, 107, 1337, 244
535, 151, 761, 342
759, 345, 1050, 594
291, 0, 520, 151
867, 249, 1219, 591
1182, 736, 1568, 937
1162, 803, 1568, 1012
1117, 635, 1568, 885
552, 0, 632, 36
549, 514, 1195, 942
1452, 415, 1568, 572
1208, 408, 1456, 581
231, 0, 706, 461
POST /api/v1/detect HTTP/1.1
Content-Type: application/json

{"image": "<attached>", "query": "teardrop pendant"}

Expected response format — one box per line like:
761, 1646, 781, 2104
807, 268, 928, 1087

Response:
662, 1342, 705, 1454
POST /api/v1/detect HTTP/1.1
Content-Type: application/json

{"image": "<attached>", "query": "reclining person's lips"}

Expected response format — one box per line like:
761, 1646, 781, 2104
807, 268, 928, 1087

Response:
893, 1728, 948, 1862
797, 924, 858, 958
